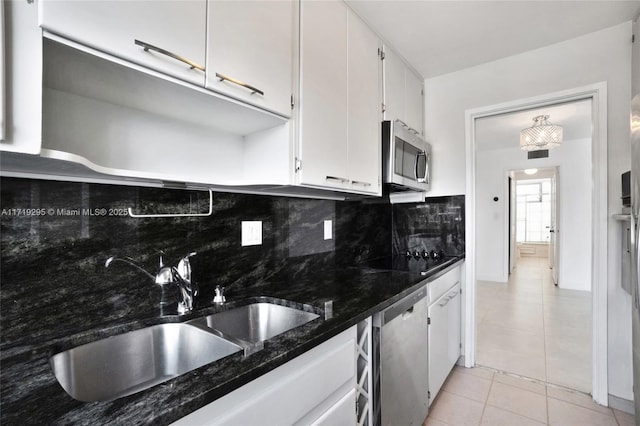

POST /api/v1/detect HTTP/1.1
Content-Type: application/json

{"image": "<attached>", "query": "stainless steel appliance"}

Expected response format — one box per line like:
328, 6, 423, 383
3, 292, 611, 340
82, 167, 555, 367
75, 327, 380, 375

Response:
382, 120, 431, 192
373, 285, 429, 426
630, 93, 640, 420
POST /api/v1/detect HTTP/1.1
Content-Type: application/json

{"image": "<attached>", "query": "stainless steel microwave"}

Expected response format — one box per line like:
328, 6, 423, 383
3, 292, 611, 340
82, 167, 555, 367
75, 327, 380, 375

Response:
382, 120, 431, 192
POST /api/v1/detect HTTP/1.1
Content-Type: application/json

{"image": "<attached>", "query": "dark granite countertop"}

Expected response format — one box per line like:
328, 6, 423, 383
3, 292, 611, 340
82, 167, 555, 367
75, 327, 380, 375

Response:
1, 257, 464, 425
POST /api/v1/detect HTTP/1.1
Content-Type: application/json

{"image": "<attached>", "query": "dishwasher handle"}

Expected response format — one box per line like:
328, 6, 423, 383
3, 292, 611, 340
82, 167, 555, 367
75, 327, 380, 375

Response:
379, 286, 427, 325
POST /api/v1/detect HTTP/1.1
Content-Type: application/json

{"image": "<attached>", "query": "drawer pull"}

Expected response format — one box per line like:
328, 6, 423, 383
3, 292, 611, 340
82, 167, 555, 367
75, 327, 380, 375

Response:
135, 39, 205, 72
438, 298, 450, 307
216, 72, 264, 96
326, 175, 349, 184
351, 180, 372, 187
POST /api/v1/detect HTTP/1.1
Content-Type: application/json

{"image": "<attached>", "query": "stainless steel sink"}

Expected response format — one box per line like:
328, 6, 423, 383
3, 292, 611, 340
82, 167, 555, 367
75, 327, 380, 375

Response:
50, 323, 242, 402
189, 302, 320, 344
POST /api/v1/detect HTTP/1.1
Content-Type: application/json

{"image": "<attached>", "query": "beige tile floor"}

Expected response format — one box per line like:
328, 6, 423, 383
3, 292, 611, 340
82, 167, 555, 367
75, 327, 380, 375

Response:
476, 256, 592, 393
424, 366, 636, 426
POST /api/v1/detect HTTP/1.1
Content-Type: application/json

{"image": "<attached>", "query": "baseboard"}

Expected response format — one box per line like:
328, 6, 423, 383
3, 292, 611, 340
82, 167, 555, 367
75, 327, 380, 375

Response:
608, 393, 635, 414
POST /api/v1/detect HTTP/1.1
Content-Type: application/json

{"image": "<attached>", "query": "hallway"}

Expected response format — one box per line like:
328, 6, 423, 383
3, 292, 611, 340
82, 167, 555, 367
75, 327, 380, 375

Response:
476, 256, 591, 393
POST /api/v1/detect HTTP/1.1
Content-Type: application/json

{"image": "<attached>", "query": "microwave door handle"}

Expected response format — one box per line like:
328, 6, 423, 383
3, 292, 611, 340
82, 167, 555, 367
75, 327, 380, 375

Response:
415, 150, 427, 183
424, 152, 430, 184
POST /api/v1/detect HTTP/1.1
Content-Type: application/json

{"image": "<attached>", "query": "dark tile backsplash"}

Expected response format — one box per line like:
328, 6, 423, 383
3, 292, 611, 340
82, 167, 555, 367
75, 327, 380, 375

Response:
391, 195, 465, 271
1, 178, 463, 354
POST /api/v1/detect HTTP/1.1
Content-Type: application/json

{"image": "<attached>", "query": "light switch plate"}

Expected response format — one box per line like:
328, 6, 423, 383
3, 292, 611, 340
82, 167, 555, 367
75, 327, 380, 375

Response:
324, 220, 332, 240
241, 221, 262, 246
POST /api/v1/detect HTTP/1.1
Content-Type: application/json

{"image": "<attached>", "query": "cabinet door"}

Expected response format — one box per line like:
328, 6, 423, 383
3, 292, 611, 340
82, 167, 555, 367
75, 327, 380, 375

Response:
347, 9, 381, 194
1, 0, 42, 154
382, 46, 404, 124
206, 1, 294, 117
405, 68, 424, 135
428, 295, 448, 405
298, 0, 349, 189
447, 284, 462, 367
0, 0, 5, 142
428, 282, 461, 404
39, 0, 207, 86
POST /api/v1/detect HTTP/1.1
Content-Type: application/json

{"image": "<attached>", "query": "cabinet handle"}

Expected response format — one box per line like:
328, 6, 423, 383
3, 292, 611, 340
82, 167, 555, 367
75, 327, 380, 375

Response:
351, 180, 372, 187
396, 119, 420, 136
626, 226, 631, 253
215, 72, 264, 96
397, 119, 409, 129
326, 176, 349, 184
134, 39, 205, 72
438, 297, 451, 307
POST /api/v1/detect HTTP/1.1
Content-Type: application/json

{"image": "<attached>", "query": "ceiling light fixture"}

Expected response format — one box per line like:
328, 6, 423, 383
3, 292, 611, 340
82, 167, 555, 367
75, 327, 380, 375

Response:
520, 115, 563, 151
524, 168, 538, 175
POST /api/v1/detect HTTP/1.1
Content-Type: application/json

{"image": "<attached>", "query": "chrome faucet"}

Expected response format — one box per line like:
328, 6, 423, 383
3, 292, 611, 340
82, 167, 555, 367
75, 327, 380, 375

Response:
105, 251, 198, 314
172, 252, 198, 314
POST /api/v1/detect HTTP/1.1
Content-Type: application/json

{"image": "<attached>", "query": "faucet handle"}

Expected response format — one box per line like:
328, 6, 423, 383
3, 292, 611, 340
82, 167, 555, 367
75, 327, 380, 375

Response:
156, 250, 167, 268
213, 285, 226, 304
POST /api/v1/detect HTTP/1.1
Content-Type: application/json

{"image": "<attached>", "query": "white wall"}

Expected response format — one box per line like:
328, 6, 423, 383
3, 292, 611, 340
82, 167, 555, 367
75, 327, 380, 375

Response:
476, 138, 592, 292
425, 22, 633, 400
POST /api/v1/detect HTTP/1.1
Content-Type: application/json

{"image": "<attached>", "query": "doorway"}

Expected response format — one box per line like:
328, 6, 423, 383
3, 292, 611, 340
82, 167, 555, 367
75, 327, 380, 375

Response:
463, 83, 608, 403
478, 165, 592, 393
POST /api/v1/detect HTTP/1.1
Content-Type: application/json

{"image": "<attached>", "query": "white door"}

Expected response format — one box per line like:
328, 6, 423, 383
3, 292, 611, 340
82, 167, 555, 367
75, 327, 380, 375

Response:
39, 0, 207, 86
549, 168, 559, 285
346, 8, 381, 194
298, 0, 348, 189
206, 0, 294, 117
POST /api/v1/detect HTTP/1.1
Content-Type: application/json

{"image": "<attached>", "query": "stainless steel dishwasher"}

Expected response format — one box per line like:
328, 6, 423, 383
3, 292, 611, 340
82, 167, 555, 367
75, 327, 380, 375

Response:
373, 285, 429, 426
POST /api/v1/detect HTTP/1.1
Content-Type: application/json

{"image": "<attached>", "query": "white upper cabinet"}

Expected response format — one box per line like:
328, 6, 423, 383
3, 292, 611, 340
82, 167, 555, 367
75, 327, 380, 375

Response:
1, 0, 42, 154
298, 0, 349, 189
298, 0, 381, 195
205, 1, 294, 118
383, 45, 424, 135
383, 47, 405, 128
1, 1, 5, 143
347, 8, 381, 193
39, 0, 207, 87
404, 67, 424, 135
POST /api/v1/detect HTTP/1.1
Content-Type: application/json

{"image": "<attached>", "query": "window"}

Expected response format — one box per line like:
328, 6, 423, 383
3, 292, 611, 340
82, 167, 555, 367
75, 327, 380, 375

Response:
516, 179, 551, 243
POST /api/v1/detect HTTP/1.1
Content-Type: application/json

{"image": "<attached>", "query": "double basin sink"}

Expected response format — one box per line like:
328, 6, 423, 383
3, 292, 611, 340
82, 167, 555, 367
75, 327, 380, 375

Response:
50, 300, 321, 402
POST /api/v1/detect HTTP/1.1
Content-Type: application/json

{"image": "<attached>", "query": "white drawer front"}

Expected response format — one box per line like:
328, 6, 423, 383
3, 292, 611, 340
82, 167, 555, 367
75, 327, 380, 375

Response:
172, 327, 356, 426
428, 266, 461, 304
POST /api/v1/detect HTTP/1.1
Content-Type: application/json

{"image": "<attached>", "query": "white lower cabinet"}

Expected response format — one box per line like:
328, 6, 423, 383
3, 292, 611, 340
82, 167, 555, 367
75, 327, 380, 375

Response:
172, 326, 357, 426
309, 388, 356, 426
427, 266, 462, 405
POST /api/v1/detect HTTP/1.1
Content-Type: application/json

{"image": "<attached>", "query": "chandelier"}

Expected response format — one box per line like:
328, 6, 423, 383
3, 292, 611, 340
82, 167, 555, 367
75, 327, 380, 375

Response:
519, 115, 563, 151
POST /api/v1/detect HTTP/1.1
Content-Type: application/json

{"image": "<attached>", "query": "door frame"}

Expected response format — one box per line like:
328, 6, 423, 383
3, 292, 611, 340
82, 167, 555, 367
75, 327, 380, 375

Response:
463, 82, 608, 404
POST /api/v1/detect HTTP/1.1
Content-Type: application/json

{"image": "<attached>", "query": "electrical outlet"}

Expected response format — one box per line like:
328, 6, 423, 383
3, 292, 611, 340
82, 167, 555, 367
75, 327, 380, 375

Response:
241, 221, 262, 246
324, 220, 332, 240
